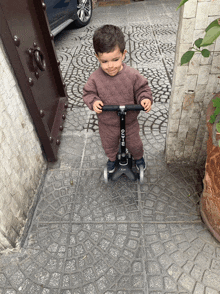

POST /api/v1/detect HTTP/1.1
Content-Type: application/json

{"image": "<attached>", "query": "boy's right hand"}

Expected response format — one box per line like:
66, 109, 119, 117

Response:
93, 100, 103, 113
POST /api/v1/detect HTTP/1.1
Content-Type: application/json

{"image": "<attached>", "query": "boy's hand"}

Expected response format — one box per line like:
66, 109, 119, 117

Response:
93, 100, 103, 113
141, 99, 152, 113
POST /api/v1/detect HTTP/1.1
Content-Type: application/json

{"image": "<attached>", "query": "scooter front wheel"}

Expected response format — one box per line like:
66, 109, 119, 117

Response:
104, 167, 109, 183
139, 165, 144, 184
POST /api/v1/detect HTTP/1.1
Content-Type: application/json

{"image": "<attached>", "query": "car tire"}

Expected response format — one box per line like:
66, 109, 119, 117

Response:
75, 0, 92, 28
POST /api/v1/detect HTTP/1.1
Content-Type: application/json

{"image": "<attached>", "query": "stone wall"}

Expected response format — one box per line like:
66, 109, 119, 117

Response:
0, 38, 47, 251
165, 0, 220, 167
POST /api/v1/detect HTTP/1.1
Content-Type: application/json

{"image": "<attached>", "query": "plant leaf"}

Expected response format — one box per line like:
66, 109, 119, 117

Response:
216, 122, 220, 133
195, 38, 203, 48
176, 0, 189, 10
209, 114, 216, 124
213, 97, 220, 108
200, 26, 220, 47
214, 108, 220, 116
205, 19, 220, 32
181, 51, 195, 65
201, 49, 210, 58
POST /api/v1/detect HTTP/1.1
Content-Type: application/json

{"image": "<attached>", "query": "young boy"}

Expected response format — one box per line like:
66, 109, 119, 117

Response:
83, 25, 153, 173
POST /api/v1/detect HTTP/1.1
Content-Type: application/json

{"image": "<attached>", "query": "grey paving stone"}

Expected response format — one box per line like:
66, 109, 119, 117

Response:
202, 270, 220, 290
178, 273, 196, 292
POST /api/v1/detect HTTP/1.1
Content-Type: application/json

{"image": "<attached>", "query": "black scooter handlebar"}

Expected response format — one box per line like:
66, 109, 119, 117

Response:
102, 105, 144, 111
102, 105, 119, 111
126, 105, 144, 111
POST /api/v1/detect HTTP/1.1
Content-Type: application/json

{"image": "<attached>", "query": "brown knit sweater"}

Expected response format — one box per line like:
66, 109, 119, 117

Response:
83, 63, 153, 126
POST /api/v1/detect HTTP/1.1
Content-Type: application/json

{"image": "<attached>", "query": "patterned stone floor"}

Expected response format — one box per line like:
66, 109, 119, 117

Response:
1, 1, 220, 294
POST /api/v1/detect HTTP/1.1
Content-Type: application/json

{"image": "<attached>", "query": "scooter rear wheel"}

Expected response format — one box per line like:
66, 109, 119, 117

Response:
104, 167, 109, 183
139, 165, 144, 184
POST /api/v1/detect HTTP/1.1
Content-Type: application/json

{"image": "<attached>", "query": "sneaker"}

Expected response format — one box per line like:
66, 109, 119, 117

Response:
107, 160, 116, 173
135, 157, 146, 171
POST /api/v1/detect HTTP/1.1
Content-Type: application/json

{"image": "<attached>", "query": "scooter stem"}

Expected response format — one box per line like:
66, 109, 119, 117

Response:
118, 107, 127, 164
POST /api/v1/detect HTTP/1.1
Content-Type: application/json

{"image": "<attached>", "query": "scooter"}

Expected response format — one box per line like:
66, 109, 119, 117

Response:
102, 104, 145, 184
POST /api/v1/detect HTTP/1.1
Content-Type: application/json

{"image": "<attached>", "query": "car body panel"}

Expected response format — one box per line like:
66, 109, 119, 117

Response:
45, 0, 77, 32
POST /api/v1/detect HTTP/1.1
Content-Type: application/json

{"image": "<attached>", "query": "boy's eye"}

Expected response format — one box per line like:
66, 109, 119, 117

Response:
101, 59, 119, 63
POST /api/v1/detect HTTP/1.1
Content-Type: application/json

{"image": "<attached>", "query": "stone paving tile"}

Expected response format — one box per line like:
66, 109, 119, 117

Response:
1, 1, 220, 294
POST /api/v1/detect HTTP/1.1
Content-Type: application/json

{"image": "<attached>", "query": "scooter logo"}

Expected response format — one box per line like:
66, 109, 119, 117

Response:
121, 129, 125, 146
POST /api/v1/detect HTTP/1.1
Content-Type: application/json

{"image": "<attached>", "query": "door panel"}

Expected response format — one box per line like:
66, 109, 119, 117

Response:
0, 0, 68, 161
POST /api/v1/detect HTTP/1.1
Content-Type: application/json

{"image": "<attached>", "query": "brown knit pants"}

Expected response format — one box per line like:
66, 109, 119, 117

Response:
98, 120, 144, 162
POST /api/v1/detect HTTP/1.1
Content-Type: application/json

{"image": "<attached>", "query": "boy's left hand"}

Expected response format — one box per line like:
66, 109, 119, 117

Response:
141, 99, 152, 113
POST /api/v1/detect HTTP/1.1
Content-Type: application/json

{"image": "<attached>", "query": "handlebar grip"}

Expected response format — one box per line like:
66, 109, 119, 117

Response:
102, 105, 119, 111
125, 105, 144, 111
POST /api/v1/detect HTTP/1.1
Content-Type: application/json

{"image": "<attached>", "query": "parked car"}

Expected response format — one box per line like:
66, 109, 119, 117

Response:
45, 0, 92, 36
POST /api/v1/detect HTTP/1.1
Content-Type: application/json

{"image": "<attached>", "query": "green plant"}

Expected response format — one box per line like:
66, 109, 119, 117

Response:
209, 97, 220, 148
177, 0, 220, 65
209, 97, 220, 132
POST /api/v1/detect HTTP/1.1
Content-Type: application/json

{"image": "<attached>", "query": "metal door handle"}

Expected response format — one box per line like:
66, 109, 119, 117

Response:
34, 48, 46, 71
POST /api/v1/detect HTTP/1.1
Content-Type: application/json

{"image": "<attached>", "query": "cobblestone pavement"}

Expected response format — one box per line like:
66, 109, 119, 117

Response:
1, 1, 220, 293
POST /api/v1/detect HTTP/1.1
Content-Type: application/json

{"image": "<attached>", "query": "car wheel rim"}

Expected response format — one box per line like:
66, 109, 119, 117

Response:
77, 0, 91, 23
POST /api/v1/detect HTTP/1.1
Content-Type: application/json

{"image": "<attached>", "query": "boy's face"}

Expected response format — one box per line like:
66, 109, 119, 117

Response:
96, 46, 127, 77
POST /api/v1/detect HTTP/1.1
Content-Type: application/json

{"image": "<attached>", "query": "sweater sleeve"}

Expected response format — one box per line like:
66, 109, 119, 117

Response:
83, 75, 100, 111
133, 72, 153, 105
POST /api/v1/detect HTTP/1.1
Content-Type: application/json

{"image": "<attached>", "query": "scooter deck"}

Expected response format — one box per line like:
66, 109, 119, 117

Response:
111, 163, 137, 181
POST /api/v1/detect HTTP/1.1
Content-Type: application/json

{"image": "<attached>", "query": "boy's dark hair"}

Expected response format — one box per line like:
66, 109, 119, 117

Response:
93, 25, 125, 55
